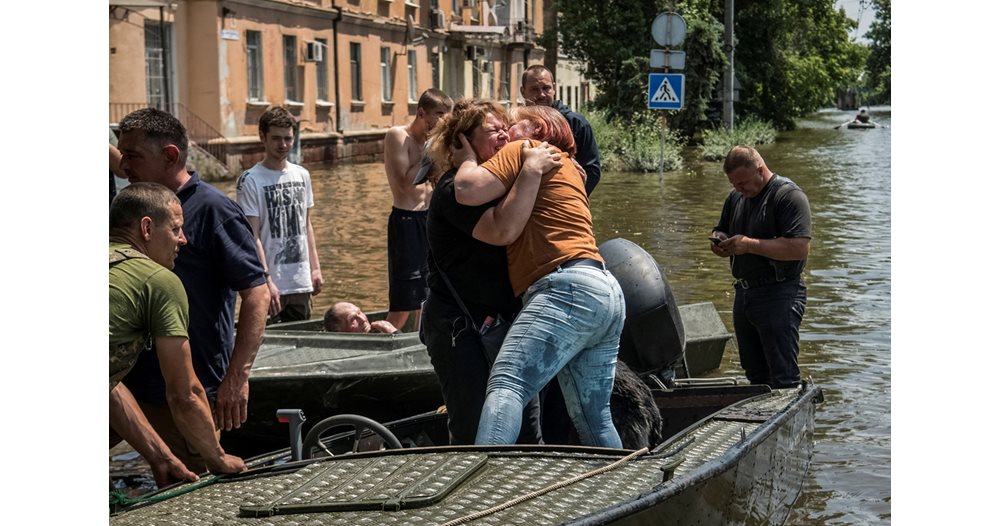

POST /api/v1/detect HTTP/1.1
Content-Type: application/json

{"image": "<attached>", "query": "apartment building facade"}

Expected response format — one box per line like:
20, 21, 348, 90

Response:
109, 0, 590, 174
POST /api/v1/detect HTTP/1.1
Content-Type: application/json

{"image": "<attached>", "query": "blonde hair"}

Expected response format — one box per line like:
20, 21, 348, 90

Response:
426, 98, 509, 186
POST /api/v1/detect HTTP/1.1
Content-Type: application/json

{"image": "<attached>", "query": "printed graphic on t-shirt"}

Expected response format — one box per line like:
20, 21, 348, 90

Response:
265, 181, 306, 264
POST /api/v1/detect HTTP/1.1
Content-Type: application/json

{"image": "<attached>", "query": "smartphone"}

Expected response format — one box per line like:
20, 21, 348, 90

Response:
710, 237, 722, 246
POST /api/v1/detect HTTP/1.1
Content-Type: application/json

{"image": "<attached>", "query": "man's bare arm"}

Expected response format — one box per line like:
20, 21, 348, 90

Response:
155, 336, 245, 474
214, 282, 269, 431
384, 127, 422, 186
110, 383, 198, 486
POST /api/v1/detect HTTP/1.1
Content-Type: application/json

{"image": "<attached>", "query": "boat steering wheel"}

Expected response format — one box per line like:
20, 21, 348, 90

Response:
301, 414, 403, 459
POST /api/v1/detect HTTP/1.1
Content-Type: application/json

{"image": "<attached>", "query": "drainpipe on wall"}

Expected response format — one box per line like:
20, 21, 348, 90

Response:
331, 6, 343, 134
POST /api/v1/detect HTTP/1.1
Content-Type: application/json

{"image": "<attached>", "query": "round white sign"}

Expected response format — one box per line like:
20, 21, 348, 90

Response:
651, 12, 688, 47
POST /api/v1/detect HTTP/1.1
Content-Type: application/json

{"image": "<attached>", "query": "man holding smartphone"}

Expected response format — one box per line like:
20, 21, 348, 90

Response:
710, 145, 812, 389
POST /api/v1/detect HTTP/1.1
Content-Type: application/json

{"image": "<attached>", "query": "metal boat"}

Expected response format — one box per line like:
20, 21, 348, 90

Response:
226, 239, 733, 455
112, 380, 823, 525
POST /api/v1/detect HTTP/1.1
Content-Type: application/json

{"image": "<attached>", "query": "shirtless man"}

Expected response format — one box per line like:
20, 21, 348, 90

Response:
383, 88, 454, 330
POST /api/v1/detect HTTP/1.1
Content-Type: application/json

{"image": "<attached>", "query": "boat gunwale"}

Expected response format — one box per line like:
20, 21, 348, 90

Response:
564, 383, 822, 525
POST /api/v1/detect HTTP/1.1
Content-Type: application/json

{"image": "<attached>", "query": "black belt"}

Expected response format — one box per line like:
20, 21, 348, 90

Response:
559, 258, 605, 271
733, 274, 799, 289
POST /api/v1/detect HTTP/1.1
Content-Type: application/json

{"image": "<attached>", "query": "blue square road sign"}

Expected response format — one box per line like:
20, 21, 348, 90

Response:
648, 73, 685, 110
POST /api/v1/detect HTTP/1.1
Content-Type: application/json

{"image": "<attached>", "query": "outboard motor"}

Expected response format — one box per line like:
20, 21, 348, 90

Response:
598, 238, 685, 377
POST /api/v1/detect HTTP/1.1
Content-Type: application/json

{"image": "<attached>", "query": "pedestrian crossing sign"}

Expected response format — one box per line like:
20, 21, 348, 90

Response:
648, 73, 685, 110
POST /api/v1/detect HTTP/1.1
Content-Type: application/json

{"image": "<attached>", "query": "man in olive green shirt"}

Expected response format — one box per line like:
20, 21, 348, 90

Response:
109, 183, 245, 486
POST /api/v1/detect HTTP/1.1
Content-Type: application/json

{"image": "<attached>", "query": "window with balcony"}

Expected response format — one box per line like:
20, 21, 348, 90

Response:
246, 30, 264, 102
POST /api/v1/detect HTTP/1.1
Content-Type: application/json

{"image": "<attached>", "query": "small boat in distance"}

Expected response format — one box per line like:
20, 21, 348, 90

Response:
847, 121, 877, 129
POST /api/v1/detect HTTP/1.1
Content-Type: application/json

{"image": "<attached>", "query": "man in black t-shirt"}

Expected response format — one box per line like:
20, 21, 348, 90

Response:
710, 146, 812, 388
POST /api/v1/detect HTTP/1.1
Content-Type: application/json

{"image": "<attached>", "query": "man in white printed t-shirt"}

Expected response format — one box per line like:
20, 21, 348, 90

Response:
237, 106, 324, 323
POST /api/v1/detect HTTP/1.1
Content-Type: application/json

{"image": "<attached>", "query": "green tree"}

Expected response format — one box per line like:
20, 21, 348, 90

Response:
545, 0, 666, 120
731, 0, 866, 128
552, 0, 866, 131
864, 0, 890, 102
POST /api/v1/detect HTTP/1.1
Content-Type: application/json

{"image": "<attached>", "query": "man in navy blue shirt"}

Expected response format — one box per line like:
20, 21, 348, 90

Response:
117, 108, 270, 473
520, 65, 601, 196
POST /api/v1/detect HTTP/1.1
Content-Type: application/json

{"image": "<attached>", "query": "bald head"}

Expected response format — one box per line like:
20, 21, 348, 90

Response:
324, 302, 370, 333
723, 146, 773, 198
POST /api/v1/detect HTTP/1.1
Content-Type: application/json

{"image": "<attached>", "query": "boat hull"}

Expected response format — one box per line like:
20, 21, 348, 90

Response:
113, 384, 821, 526
226, 302, 732, 455
571, 385, 820, 525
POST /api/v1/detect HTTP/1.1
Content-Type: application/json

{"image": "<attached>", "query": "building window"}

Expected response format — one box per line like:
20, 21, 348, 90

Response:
316, 38, 329, 101
381, 47, 392, 102
283, 35, 300, 102
488, 62, 494, 99
246, 30, 263, 102
407, 50, 417, 102
431, 53, 440, 91
144, 20, 173, 110
515, 63, 523, 103
472, 54, 481, 98
350, 43, 362, 101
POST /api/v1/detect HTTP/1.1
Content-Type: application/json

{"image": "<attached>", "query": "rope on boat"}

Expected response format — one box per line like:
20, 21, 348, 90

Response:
109, 475, 221, 514
439, 447, 649, 526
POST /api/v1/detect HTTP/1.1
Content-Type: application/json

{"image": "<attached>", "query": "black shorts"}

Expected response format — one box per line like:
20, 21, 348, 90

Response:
387, 207, 429, 311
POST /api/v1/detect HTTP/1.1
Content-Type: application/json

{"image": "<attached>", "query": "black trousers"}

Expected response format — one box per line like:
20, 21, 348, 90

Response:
422, 293, 542, 445
732, 279, 807, 389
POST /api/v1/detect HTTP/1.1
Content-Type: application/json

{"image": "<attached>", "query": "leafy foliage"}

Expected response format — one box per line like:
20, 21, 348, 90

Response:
700, 116, 778, 161
547, 0, 666, 120
730, 0, 867, 128
552, 0, 868, 132
585, 108, 684, 172
864, 0, 891, 102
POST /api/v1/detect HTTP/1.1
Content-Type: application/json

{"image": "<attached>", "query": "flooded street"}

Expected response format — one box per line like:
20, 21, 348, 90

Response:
114, 107, 891, 523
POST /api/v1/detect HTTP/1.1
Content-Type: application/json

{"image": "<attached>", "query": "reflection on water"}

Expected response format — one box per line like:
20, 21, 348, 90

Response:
206, 107, 891, 524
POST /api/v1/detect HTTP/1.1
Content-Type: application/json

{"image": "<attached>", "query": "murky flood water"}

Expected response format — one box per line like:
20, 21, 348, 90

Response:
113, 107, 891, 524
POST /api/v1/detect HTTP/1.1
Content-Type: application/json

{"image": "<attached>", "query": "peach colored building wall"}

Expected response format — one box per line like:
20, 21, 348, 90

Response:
109, 0, 560, 174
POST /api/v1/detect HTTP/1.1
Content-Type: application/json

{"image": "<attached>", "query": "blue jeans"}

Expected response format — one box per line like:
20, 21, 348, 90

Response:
421, 293, 542, 445
476, 265, 625, 448
732, 279, 807, 388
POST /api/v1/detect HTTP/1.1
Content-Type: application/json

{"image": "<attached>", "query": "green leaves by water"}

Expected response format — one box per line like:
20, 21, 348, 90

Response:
699, 117, 778, 161
585, 108, 684, 173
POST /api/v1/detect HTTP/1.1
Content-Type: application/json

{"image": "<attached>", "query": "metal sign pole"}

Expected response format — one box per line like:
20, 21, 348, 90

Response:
650, 12, 687, 176
661, 76, 667, 177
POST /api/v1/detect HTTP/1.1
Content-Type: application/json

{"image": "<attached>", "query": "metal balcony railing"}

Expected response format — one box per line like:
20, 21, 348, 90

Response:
109, 102, 228, 165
